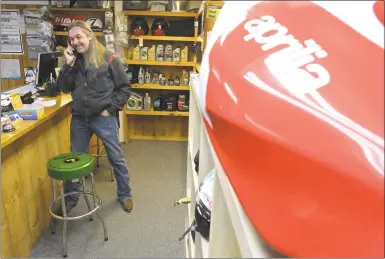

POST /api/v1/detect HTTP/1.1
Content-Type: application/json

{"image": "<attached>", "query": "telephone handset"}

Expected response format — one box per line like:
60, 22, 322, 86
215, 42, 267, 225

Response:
67, 39, 79, 57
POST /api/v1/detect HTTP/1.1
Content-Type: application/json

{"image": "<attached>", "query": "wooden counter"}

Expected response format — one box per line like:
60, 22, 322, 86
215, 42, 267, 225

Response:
1, 94, 73, 148
1, 93, 73, 258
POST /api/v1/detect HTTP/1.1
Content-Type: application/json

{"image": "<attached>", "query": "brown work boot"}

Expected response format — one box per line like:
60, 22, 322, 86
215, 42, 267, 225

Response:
53, 200, 76, 216
122, 199, 133, 213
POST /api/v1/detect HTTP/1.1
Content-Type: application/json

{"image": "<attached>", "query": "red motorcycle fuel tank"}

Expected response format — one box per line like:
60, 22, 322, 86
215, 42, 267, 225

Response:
199, 1, 384, 257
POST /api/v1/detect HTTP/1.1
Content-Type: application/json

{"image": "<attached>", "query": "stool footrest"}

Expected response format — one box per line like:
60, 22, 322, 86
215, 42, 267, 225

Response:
49, 191, 102, 221
90, 144, 104, 148
91, 153, 108, 157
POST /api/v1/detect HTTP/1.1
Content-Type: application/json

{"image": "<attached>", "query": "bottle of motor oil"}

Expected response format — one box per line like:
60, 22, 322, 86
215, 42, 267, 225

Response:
153, 95, 165, 111
128, 46, 134, 60
140, 46, 148, 60
175, 76, 180, 86
181, 46, 188, 62
168, 77, 174, 86
156, 44, 164, 61
159, 73, 166, 86
164, 45, 173, 62
138, 66, 145, 84
151, 70, 160, 84
182, 69, 189, 86
144, 68, 151, 84
173, 46, 181, 62
133, 45, 141, 60
148, 45, 156, 61
165, 94, 177, 111
143, 92, 151, 111
178, 94, 189, 112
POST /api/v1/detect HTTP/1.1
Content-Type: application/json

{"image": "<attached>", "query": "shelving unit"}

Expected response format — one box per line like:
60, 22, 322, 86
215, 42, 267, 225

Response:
49, 7, 113, 49
186, 76, 279, 258
121, 5, 204, 142
53, 31, 105, 36
125, 110, 189, 116
195, 63, 201, 73
48, 7, 111, 12
122, 10, 197, 17
132, 84, 189, 90
180, 3, 281, 257
124, 59, 196, 67
200, 1, 225, 52
130, 35, 202, 42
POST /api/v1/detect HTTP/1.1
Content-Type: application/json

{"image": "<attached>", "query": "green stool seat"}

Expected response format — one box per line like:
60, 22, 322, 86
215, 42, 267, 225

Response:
47, 152, 95, 181
47, 152, 108, 258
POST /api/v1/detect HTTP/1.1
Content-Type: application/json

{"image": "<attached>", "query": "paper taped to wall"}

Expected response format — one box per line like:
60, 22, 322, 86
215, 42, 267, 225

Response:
1, 59, 21, 79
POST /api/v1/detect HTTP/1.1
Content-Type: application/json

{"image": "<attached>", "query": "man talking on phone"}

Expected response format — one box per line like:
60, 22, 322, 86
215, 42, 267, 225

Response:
56, 20, 133, 213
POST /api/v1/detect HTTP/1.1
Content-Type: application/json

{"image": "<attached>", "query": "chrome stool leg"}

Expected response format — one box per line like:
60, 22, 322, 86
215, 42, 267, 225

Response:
91, 137, 115, 182
82, 177, 94, 221
96, 138, 101, 167
49, 176, 108, 258
90, 172, 108, 241
110, 166, 114, 182
60, 181, 68, 258
50, 179, 57, 235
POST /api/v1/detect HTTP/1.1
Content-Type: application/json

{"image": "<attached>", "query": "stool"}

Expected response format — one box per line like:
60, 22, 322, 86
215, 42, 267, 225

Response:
47, 152, 108, 258
90, 137, 114, 182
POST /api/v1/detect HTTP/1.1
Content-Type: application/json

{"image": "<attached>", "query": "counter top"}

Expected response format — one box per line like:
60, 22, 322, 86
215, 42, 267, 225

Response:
1, 93, 72, 149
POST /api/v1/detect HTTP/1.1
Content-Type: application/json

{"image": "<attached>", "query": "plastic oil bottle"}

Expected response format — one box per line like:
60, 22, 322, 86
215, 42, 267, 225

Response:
144, 92, 151, 111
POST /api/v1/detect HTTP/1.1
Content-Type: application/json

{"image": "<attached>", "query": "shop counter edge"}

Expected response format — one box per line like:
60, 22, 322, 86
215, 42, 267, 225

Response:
1, 94, 73, 149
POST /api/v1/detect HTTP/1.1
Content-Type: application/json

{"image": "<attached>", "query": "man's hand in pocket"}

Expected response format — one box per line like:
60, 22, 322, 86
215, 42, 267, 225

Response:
101, 110, 110, 117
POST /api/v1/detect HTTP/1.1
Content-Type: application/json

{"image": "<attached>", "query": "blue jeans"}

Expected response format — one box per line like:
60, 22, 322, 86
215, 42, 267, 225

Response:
65, 114, 131, 205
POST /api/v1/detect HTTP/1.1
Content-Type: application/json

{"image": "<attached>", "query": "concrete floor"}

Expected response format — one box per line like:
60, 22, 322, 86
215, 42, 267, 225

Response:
29, 140, 188, 258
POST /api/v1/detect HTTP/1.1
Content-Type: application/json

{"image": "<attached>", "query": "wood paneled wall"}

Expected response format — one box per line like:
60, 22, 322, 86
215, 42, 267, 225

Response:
1, 105, 72, 258
1, 4, 39, 92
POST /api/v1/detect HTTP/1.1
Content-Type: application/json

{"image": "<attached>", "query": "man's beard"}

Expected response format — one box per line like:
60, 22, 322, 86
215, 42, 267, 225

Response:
82, 42, 95, 67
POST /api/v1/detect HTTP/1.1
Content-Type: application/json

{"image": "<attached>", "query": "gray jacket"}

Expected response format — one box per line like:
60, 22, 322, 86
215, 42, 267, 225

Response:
57, 51, 132, 117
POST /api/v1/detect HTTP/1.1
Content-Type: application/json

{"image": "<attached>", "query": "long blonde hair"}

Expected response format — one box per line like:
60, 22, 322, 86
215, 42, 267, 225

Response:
68, 20, 107, 68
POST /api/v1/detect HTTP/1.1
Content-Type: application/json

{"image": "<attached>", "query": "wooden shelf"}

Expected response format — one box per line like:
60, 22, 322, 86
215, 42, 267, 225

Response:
132, 84, 189, 90
130, 35, 202, 42
195, 63, 201, 73
129, 135, 188, 141
123, 10, 197, 17
197, 3, 205, 17
121, 5, 202, 142
205, 1, 225, 7
48, 7, 111, 12
124, 59, 195, 67
54, 31, 104, 36
125, 110, 189, 116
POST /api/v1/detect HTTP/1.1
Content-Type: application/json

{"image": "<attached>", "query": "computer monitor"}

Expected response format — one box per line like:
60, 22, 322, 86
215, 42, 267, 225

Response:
35, 51, 63, 86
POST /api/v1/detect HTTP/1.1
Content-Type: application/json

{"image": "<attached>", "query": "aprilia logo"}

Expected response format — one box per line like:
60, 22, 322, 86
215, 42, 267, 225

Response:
244, 15, 330, 96
243, 15, 383, 175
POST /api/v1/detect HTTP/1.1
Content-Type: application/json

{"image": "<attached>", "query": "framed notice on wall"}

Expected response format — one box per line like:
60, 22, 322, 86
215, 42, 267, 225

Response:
1, 10, 24, 55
